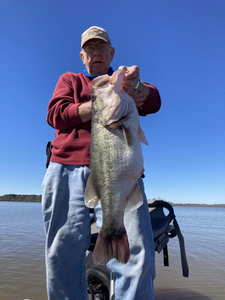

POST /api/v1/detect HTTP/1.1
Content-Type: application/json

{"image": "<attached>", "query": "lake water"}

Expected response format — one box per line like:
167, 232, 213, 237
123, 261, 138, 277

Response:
0, 202, 224, 300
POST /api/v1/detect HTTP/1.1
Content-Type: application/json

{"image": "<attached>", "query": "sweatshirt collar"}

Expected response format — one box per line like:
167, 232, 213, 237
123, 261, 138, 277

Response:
83, 66, 114, 80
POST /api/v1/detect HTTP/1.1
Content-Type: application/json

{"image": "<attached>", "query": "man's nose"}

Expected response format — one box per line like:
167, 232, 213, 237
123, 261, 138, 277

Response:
93, 47, 102, 55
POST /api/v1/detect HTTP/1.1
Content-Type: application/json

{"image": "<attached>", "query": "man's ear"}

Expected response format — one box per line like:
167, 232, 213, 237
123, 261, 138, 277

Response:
111, 47, 115, 62
80, 51, 84, 64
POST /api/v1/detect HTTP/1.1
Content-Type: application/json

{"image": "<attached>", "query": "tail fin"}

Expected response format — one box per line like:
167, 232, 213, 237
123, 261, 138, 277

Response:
93, 229, 130, 265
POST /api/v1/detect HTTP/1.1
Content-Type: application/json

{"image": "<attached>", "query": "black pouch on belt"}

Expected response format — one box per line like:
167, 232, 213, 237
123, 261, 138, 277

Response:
46, 141, 52, 168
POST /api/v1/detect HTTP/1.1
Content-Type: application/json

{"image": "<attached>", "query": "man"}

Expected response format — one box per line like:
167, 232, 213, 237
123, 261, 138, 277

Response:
42, 26, 161, 300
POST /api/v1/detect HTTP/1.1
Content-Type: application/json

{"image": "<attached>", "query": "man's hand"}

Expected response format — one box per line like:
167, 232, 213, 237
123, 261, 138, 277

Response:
119, 65, 140, 93
119, 65, 150, 107
78, 101, 92, 123
129, 83, 150, 107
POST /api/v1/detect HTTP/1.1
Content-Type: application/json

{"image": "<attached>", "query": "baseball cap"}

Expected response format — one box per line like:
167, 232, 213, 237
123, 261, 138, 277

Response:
81, 26, 111, 48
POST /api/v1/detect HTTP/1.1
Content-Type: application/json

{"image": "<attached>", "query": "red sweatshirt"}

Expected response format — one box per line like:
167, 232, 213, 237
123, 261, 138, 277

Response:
47, 72, 161, 165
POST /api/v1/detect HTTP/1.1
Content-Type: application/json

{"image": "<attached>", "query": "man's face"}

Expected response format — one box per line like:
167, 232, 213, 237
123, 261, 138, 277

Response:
80, 39, 115, 76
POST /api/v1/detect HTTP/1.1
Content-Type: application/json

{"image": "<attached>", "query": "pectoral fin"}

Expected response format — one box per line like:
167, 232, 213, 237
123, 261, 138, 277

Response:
138, 126, 149, 145
125, 182, 143, 211
107, 119, 133, 147
121, 124, 134, 146
84, 174, 100, 208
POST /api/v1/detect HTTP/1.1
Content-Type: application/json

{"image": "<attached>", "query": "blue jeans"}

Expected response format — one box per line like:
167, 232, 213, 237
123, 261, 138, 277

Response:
42, 162, 155, 300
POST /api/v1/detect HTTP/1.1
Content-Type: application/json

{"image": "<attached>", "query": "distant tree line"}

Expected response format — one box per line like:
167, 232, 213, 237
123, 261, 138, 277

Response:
0, 194, 42, 202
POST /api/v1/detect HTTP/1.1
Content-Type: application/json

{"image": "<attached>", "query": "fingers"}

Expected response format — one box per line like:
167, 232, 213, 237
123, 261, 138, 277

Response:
119, 65, 140, 93
128, 90, 146, 107
118, 66, 128, 71
117, 66, 150, 107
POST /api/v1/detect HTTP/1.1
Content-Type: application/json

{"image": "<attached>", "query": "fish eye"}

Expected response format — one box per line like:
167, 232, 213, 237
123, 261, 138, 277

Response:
91, 94, 96, 102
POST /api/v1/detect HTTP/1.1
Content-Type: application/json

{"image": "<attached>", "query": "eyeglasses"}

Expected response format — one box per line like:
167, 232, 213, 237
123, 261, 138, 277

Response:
83, 43, 111, 55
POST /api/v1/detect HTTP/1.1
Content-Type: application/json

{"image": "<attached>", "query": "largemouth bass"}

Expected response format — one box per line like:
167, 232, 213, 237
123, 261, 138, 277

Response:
85, 68, 148, 264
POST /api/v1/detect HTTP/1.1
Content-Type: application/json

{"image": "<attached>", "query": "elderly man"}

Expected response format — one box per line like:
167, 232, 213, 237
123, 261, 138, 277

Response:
42, 26, 161, 300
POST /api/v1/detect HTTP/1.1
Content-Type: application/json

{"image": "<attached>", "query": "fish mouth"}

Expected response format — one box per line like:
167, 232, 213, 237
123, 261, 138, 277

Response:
92, 68, 126, 89
109, 69, 126, 84
92, 74, 110, 88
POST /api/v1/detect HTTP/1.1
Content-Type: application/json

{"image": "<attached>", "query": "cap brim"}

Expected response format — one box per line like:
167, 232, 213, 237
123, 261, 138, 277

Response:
82, 36, 111, 48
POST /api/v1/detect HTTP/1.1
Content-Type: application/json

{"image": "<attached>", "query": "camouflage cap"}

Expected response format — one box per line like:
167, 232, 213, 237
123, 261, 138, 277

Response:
81, 26, 111, 48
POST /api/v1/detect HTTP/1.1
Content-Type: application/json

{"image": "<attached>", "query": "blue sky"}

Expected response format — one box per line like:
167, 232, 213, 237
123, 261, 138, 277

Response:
1, 0, 224, 204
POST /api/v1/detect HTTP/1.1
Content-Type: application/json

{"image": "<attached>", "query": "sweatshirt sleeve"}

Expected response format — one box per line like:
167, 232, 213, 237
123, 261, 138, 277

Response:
137, 83, 161, 116
47, 72, 84, 130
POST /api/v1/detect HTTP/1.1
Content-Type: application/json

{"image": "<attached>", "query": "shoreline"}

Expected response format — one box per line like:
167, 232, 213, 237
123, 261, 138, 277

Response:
0, 194, 224, 207
0, 194, 42, 203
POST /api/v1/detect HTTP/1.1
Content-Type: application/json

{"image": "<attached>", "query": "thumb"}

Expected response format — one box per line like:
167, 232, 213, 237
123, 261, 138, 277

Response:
118, 66, 128, 71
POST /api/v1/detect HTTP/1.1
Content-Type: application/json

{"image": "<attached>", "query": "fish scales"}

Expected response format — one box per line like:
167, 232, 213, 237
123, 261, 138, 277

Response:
85, 68, 148, 264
